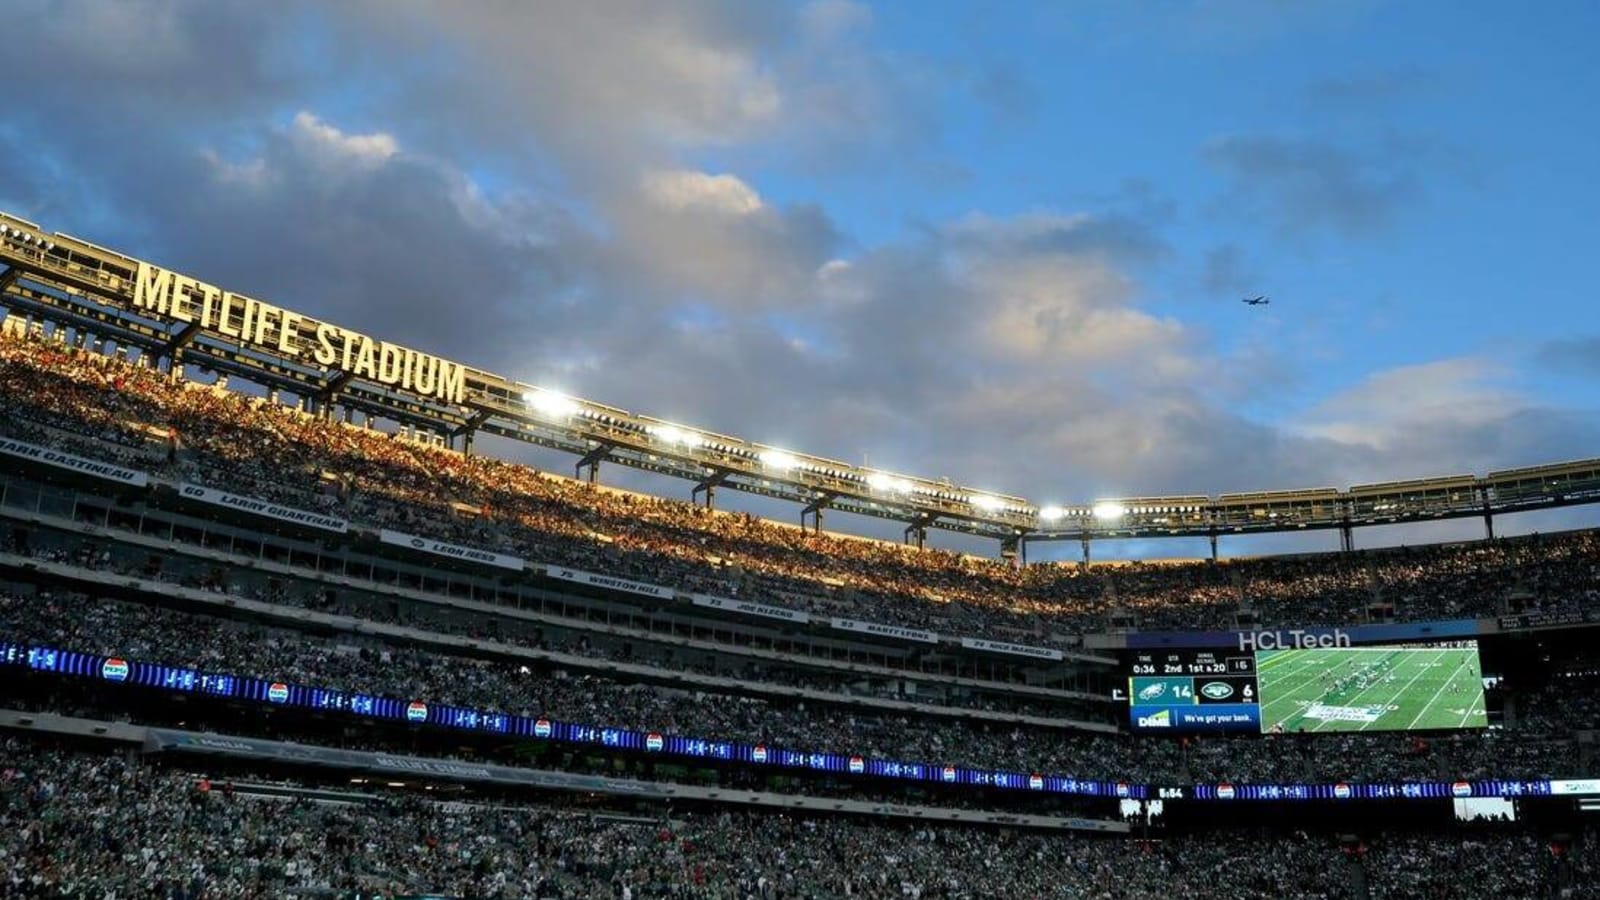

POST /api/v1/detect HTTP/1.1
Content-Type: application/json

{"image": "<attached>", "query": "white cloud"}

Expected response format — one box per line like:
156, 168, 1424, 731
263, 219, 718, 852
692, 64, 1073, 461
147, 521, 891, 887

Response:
642, 170, 765, 216
354, 0, 785, 171
287, 112, 399, 169
1295, 358, 1521, 450
608, 169, 838, 311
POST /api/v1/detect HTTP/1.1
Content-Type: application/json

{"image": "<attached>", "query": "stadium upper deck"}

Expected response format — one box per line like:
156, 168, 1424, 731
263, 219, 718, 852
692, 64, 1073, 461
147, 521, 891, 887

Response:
1, 327, 1598, 644
2, 210, 1599, 552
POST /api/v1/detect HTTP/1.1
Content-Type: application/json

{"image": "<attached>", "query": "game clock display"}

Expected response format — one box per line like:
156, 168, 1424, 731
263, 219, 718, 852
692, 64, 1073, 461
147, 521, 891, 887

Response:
1127, 642, 1488, 734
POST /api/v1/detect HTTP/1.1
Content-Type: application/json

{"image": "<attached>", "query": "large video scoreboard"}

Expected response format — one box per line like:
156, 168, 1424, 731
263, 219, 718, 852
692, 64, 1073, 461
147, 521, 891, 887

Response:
1126, 642, 1488, 734
1127, 649, 1261, 731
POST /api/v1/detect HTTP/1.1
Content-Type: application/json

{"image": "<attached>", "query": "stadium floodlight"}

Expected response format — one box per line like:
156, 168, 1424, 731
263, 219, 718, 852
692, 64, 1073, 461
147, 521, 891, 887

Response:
650, 424, 701, 448
759, 449, 798, 472
524, 388, 579, 419
866, 472, 912, 494
969, 493, 1005, 512
1093, 501, 1127, 521
1038, 505, 1066, 523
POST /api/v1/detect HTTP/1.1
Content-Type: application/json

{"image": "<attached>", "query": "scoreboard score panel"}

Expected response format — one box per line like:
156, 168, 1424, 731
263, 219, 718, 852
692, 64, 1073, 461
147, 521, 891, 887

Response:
1128, 650, 1262, 732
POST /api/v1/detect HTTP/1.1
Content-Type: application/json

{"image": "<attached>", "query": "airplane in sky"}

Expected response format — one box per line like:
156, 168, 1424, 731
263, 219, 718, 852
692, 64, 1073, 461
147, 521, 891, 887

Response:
1242, 296, 1270, 306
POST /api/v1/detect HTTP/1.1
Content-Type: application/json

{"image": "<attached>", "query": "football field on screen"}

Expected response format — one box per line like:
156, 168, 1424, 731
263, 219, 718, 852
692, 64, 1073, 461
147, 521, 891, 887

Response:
1255, 645, 1488, 733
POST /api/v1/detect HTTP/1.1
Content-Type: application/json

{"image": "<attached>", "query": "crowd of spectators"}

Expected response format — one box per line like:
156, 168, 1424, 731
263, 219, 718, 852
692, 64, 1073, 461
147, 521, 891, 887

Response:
2, 735, 1582, 899
2, 331, 1597, 649
1, 588, 1589, 787
2, 525, 1095, 722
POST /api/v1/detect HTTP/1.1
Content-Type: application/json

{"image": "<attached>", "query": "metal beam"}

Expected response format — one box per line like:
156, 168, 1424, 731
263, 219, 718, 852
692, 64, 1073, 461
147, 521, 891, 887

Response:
156, 321, 202, 361
315, 369, 357, 402
904, 512, 937, 549
801, 492, 836, 534
451, 409, 493, 438
693, 469, 731, 508
576, 442, 613, 483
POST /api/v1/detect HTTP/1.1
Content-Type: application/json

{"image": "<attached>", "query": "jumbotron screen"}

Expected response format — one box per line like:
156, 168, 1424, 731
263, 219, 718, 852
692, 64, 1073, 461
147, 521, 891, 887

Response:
1128, 641, 1488, 734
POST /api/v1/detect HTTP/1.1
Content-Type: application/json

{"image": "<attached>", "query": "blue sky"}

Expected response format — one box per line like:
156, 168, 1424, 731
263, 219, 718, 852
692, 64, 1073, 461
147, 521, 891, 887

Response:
2, 1, 1597, 559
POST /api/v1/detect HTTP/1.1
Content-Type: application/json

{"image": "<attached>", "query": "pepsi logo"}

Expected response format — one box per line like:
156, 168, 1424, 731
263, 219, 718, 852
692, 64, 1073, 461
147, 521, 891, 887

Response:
1333, 783, 1352, 799
100, 658, 130, 682
1217, 783, 1236, 800
646, 732, 664, 752
533, 718, 552, 739
405, 701, 428, 722
751, 745, 769, 763
1452, 781, 1472, 798
1028, 774, 1044, 790
267, 682, 289, 704
848, 756, 865, 774
942, 766, 957, 782
1115, 781, 1131, 798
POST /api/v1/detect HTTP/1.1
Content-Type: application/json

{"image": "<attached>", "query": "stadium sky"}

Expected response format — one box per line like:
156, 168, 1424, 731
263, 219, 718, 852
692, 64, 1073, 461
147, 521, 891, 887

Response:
3, 1, 1598, 559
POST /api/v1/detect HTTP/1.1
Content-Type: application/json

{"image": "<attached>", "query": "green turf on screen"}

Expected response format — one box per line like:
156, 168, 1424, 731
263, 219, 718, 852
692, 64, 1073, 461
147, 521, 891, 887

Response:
1255, 644, 1488, 734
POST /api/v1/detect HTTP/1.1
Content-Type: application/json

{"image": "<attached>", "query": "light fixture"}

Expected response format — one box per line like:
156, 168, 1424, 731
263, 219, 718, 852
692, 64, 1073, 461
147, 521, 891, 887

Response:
969, 494, 1005, 512
524, 389, 579, 418
650, 424, 701, 448
1093, 501, 1127, 520
1038, 505, 1066, 522
759, 449, 798, 471
866, 472, 912, 494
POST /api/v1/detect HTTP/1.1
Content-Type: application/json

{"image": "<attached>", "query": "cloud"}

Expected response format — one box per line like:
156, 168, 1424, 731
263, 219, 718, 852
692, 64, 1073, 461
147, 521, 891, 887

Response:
1289, 358, 1598, 483
1203, 135, 1422, 237
1537, 336, 1600, 378
1296, 358, 1518, 445
610, 170, 841, 310
352, 0, 783, 167
641, 171, 767, 216
168, 112, 589, 368
1305, 67, 1436, 108
323, 0, 951, 180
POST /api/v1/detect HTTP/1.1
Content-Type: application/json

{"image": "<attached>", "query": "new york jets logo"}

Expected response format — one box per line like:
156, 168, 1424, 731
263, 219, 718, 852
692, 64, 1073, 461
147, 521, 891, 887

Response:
1200, 682, 1234, 700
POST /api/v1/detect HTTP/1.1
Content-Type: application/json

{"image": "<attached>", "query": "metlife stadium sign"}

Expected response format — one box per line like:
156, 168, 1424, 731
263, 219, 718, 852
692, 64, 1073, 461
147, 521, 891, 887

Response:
131, 261, 468, 405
